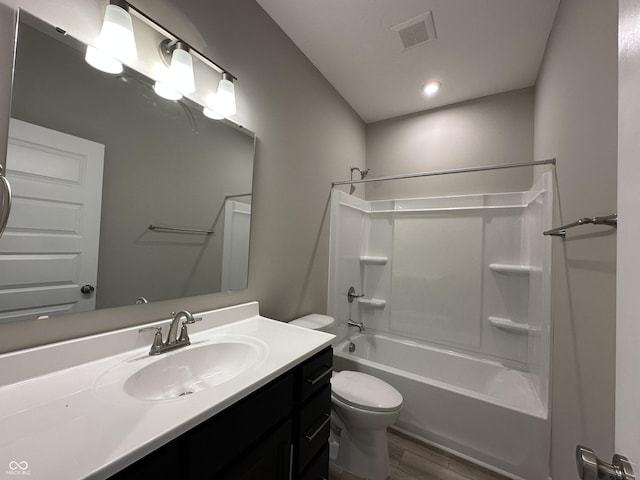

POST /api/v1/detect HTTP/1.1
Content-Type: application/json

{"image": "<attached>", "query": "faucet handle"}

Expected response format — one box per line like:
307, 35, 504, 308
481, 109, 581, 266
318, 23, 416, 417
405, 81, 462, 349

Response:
347, 286, 365, 303
138, 326, 164, 354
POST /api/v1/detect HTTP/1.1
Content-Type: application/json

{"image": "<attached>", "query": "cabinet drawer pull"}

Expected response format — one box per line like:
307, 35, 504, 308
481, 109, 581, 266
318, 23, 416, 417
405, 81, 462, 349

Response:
304, 414, 330, 442
306, 366, 332, 385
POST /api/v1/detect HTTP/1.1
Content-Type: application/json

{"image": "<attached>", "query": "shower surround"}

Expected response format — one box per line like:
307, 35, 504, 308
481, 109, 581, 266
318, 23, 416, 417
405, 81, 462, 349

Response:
328, 171, 553, 480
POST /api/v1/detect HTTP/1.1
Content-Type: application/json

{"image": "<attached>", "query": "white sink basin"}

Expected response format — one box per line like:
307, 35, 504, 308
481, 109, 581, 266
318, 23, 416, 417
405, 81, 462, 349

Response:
96, 336, 268, 402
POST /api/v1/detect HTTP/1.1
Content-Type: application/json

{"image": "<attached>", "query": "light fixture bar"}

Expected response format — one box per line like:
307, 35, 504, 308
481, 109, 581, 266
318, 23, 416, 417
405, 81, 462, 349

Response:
122, 1, 237, 81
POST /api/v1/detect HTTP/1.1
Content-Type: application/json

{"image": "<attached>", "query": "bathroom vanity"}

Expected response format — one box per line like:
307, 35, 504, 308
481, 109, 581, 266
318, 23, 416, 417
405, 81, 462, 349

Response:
0, 302, 333, 480
110, 346, 333, 480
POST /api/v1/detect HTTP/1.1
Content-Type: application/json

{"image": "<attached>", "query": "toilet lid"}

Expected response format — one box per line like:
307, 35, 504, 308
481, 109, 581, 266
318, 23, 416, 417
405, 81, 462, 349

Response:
331, 371, 403, 412
289, 314, 334, 331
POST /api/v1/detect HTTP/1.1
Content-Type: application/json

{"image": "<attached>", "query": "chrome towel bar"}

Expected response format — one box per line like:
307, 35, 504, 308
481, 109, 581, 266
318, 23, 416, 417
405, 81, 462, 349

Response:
148, 224, 213, 235
543, 213, 617, 238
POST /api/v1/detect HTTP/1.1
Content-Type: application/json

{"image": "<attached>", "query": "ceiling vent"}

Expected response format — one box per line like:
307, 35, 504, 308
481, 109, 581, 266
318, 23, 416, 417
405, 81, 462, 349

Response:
392, 11, 437, 50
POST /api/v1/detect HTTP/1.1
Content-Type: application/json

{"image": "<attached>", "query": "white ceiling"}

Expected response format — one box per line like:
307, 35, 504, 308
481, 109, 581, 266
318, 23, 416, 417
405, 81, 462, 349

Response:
255, 0, 560, 123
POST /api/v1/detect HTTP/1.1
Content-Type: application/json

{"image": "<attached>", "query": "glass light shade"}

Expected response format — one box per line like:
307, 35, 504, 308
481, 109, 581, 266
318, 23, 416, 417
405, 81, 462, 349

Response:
214, 77, 236, 117
203, 106, 224, 120
97, 4, 137, 64
168, 47, 195, 94
153, 81, 182, 101
85, 44, 123, 74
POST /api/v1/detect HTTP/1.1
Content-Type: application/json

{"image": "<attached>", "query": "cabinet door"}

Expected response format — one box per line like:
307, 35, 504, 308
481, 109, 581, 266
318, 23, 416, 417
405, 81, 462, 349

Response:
188, 373, 294, 478
216, 419, 292, 480
300, 445, 329, 480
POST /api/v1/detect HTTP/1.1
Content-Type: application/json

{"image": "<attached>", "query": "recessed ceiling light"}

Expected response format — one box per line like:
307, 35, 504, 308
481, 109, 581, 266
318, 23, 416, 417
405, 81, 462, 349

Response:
422, 81, 441, 95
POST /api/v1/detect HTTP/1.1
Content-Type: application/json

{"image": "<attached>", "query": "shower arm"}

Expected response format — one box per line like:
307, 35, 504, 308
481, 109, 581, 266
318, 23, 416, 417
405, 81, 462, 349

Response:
350, 166, 370, 181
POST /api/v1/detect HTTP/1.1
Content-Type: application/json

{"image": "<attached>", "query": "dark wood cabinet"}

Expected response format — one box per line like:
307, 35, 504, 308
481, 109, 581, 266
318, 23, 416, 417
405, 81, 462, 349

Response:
300, 445, 330, 480
294, 347, 333, 479
109, 347, 332, 480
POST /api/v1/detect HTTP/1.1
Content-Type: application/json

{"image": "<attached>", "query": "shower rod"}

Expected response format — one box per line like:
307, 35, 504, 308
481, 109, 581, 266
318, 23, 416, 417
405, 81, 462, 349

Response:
331, 158, 556, 187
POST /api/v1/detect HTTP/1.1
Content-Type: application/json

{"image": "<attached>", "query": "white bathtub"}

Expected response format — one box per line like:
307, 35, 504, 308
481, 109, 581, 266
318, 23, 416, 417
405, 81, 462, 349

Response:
333, 333, 550, 480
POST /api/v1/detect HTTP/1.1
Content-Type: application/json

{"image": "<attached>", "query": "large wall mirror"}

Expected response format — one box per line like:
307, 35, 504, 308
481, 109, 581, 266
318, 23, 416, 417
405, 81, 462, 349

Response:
0, 11, 256, 324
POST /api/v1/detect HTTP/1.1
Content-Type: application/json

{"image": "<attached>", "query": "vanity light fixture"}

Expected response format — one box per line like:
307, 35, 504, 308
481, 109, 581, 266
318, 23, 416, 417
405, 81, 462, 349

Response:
422, 81, 441, 95
154, 40, 195, 100
166, 42, 195, 94
202, 73, 236, 119
86, 0, 238, 116
202, 73, 236, 118
84, 0, 137, 74
216, 73, 237, 116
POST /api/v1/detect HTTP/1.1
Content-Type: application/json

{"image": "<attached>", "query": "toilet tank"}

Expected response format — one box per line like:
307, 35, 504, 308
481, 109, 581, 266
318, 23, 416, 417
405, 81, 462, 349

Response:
289, 314, 335, 332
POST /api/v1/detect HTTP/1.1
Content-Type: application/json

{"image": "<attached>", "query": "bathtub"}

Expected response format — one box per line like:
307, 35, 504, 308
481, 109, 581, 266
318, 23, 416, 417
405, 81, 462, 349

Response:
333, 333, 550, 480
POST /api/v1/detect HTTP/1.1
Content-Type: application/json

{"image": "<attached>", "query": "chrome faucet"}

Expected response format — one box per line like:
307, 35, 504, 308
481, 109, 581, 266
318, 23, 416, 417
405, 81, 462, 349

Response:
167, 311, 194, 345
139, 310, 201, 355
347, 319, 366, 333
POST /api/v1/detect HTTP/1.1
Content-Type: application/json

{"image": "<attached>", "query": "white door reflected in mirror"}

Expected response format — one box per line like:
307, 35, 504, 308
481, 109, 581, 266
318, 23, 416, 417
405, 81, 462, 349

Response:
0, 119, 104, 325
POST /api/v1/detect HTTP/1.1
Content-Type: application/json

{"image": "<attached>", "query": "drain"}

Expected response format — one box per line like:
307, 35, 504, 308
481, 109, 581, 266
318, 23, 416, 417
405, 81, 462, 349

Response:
178, 390, 194, 397
348, 342, 356, 353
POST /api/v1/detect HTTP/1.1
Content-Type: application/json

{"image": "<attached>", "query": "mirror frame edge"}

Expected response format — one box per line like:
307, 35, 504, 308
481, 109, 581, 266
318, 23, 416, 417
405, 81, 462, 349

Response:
0, 5, 17, 173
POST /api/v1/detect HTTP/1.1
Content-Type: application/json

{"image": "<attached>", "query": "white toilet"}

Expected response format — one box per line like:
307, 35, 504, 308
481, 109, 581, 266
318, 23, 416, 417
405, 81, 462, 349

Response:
289, 314, 403, 480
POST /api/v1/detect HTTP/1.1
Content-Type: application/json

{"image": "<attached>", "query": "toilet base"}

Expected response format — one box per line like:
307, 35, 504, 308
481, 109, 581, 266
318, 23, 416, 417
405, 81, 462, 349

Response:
330, 420, 390, 480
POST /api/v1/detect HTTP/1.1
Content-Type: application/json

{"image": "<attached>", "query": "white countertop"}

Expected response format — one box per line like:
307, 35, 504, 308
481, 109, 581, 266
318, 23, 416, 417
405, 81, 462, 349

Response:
0, 302, 334, 480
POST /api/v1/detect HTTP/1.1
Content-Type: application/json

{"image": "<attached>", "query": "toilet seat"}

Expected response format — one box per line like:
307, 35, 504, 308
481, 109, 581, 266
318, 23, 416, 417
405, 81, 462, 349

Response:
331, 371, 403, 412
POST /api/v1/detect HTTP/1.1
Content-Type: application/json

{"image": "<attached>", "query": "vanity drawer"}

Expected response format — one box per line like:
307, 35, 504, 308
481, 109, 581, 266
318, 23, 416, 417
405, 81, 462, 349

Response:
300, 444, 330, 480
299, 347, 333, 402
297, 384, 331, 472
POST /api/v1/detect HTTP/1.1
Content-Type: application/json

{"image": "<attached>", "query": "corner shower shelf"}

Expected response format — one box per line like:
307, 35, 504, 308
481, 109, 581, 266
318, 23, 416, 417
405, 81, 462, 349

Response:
359, 256, 388, 265
489, 263, 537, 275
358, 298, 387, 308
488, 316, 539, 335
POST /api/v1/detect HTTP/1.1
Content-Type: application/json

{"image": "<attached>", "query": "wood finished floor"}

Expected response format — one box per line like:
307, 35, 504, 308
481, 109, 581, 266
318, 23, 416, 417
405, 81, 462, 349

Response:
329, 429, 510, 480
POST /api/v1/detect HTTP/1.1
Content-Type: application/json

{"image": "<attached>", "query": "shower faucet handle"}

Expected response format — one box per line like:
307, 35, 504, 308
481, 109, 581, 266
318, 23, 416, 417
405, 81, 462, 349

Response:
347, 286, 365, 303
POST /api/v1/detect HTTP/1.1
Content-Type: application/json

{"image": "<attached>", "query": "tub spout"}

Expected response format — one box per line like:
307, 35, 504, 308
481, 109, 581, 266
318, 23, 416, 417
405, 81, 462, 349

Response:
348, 319, 366, 333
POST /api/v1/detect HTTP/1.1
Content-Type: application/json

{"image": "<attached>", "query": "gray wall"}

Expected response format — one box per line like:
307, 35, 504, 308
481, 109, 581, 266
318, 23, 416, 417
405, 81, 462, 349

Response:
364, 88, 534, 200
533, 0, 618, 479
0, 0, 366, 352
